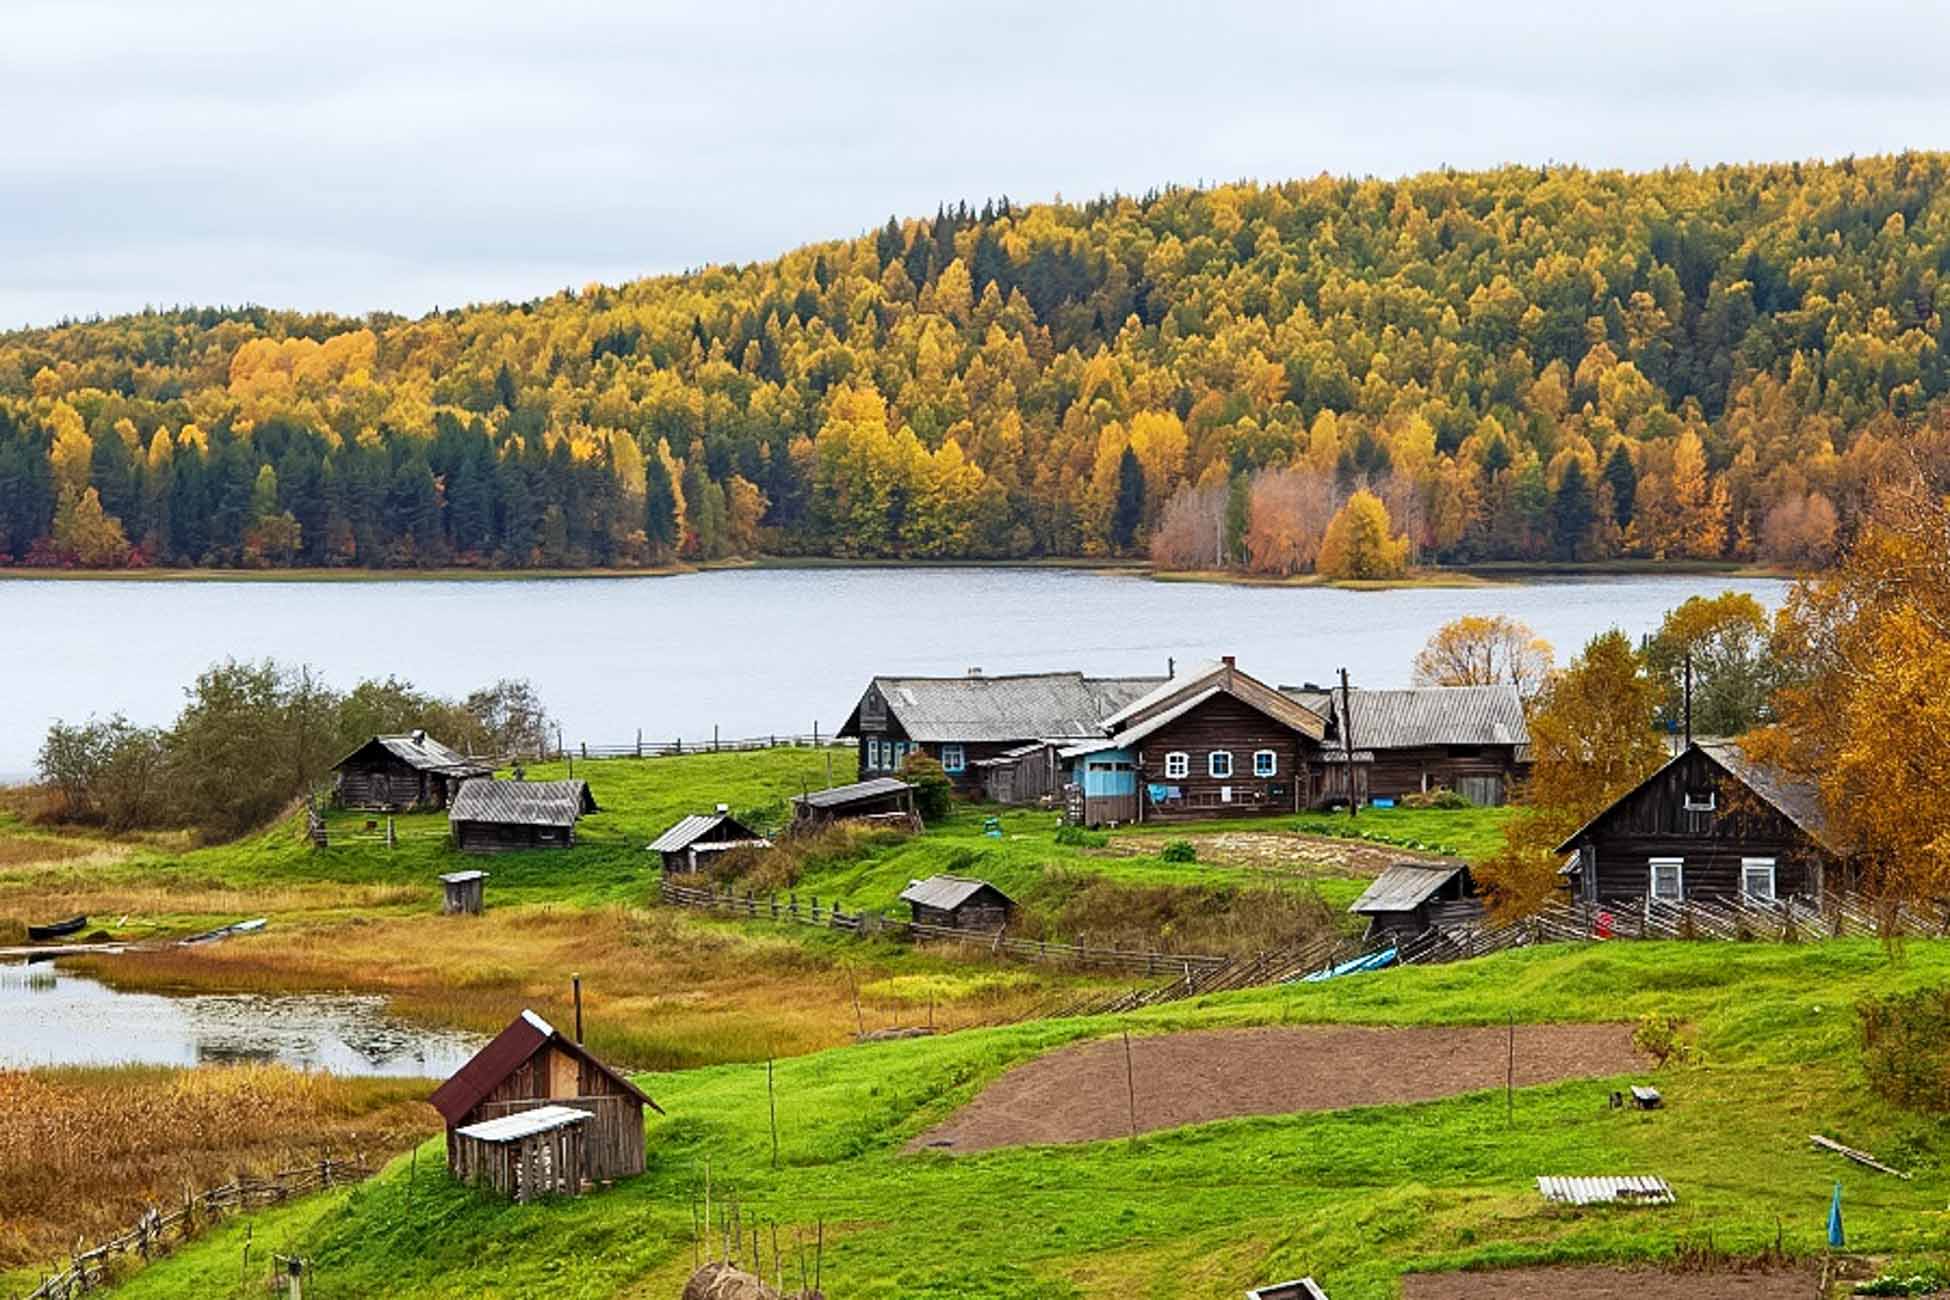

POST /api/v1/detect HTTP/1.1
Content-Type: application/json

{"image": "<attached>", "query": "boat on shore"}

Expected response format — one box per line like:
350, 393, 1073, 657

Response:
26, 915, 86, 942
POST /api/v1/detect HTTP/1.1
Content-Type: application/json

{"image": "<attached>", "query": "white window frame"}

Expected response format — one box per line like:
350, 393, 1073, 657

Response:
1683, 789, 1716, 812
867, 739, 882, 770
940, 743, 965, 774
1741, 857, 1777, 902
1649, 857, 1685, 902
1253, 749, 1278, 777
1163, 751, 1189, 779
1208, 750, 1234, 779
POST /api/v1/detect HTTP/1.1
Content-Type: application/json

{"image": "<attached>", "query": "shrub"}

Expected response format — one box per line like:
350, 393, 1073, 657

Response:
1399, 787, 1473, 810
1054, 824, 1107, 848
1160, 839, 1198, 863
1859, 986, 1950, 1112
1855, 1264, 1950, 1296
899, 751, 953, 821
1631, 1012, 1697, 1068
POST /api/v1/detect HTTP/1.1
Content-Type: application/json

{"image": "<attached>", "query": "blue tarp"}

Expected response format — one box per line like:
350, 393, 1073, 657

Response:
1296, 947, 1398, 982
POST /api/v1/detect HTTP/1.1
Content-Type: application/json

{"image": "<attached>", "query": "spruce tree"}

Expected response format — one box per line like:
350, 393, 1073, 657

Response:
1552, 459, 1595, 560
1603, 441, 1638, 530
1110, 446, 1145, 551
644, 446, 680, 558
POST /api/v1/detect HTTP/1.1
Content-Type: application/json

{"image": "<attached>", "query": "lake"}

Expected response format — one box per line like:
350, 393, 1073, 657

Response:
0, 567, 1790, 777
0, 961, 482, 1075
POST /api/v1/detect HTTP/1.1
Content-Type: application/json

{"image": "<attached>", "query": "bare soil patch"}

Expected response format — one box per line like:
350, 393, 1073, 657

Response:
1401, 1265, 1823, 1298
911, 1023, 1641, 1153
1100, 830, 1448, 876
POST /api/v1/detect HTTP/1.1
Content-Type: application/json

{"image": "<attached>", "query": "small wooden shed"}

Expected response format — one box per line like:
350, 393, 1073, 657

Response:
429, 1009, 660, 1195
440, 869, 488, 915
449, 779, 597, 853
331, 732, 491, 812
1347, 862, 1481, 941
1246, 1281, 1329, 1300
898, 874, 1015, 932
975, 741, 1066, 805
647, 805, 772, 873
790, 776, 918, 831
449, 1104, 590, 1202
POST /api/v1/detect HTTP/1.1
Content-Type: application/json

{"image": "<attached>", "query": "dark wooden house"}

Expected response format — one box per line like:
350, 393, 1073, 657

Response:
790, 776, 918, 830
647, 805, 772, 873
1348, 862, 1482, 940
449, 779, 597, 853
837, 670, 1164, 795
1284, 685, 1530, 808
1062, 658, 1328, 825
898, 874, 1015, 931
331, 732, 491, 812
429, 1008, 661, 1196
1556, 741, 1840, 907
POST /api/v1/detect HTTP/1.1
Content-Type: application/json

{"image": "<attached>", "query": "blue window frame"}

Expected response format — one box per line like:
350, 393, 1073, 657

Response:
941, 743, 965, 773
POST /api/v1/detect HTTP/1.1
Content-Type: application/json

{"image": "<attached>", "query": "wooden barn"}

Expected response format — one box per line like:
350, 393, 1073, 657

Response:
1348, 862, 1482, 941
1062, 658, 1328, 825
429, 1009, 660, 1197
1556, 740, 1841, 907
973, 741, 1067, 806
790, 776, 918, 831
449, 779, 597, 853
647, 805, 772, 872
331, 732, 491, 812
1285, 685, 1530, 807
898, 874, 1015, 931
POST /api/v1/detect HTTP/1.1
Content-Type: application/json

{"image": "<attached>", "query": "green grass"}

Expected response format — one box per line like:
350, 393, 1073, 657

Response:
101, 939, 1950, 1299
1290, 806, 1515, 861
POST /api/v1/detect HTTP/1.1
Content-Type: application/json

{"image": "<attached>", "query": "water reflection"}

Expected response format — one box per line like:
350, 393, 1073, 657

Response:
0, 962, 481, 1076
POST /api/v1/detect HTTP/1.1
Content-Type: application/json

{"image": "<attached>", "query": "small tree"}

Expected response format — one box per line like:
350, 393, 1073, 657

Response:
1317, 489, 1410, 579
1641, 592, 1779, 737
465, 678, 554, 758
1411, 614, 1555, 701
899, 751, 953, 822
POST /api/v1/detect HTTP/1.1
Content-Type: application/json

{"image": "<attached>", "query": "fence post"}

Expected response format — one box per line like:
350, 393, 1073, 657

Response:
636, 728, 642, 758
713, 725, 720, 752
386, 817, 396, 850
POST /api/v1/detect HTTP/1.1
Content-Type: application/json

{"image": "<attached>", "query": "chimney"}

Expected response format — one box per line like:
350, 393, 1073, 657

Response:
967, 667, 984, 677
412, 728, 427, 745
1221, 655, 1236, 668
715, 802, 729, 815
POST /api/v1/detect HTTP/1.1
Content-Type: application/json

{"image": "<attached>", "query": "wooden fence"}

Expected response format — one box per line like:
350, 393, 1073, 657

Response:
559, 731, 841, 761
21, 1157, 369, 1300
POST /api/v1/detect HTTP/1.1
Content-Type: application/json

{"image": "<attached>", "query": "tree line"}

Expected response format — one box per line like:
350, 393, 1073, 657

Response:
3, 155, 1949, 570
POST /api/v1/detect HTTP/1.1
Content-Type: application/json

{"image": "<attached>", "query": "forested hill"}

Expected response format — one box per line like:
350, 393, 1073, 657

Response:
3, 154, 1949, 574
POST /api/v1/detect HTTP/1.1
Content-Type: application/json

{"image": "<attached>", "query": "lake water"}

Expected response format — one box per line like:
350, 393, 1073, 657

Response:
0, 567, 1790, 777
0, 961, 483, 1074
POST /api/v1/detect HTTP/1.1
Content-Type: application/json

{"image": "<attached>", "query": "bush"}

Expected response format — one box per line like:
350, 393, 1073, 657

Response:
1054, 824, 1108, 848
1855, 1264, 1950, 1296
1399, 787, 1473, 810
1160, 839, 1198, 863
898, 751, 953, 821
1860, 987, 1950, 1112
1631, 1012, 1697, 1068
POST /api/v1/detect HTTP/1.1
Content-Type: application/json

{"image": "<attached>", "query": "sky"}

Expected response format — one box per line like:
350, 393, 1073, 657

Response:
6, 0, 1947, 328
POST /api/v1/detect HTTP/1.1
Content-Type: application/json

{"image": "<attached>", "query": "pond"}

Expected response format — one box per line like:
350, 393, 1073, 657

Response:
0, 961, 482, 1076
0, 567, 1790, 777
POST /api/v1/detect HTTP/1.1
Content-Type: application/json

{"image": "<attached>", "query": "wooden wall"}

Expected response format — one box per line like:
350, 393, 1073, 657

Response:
336, 756, 436, 812
445, 1044, 647, 1182
455, 821, 574, 853
1133, 694, 1306, 820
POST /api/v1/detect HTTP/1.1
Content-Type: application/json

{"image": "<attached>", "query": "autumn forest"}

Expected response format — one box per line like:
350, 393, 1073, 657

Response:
3, 154, 1949, 574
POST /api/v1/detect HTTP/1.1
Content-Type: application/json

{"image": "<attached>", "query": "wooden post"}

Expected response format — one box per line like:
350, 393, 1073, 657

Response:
1505, 1013, 1516, 1127
767, 1057, 780, 1170
713, 724, 720, 752
1339, 666, 1359, 819
573, 973, 583, 1043
635, 728, 642, 758
1123, 1027, 1138, 1143
386, 816, 396, 849
849, 969, 864, 1036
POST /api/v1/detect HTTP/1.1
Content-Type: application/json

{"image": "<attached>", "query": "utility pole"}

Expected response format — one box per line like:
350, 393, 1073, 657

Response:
1339, 667, 1359, 820
1683, 651, 1693, 749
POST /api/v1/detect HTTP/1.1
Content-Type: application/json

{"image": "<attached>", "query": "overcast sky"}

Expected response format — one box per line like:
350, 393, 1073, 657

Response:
6, 0, 1947, 328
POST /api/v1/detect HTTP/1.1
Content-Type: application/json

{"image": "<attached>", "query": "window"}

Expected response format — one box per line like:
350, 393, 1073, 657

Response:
1741, 857, 1777, 902
866, 739, 882, 770
1253, 749, 1278, 777
1683, 789, 1716, 812
1649, 857, 1684, 902
941, 744, 965, 773
1163, 751, 1189, 779
1208, 750, 1234, 779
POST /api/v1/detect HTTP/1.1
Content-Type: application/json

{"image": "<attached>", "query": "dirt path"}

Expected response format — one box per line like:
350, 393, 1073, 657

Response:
910, 1023, 1641, 1154
1401, 1266, 1826, 1298
1100, 830, 1450, 876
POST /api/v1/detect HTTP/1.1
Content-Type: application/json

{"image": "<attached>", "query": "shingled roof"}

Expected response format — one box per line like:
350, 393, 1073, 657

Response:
838, 672, 1165, 743
898, 874, 1013, 912
333, 732, 491, 778
1348, 862, 1471, 914
1070, 658, 1327, 755
427, 1009, 659, 1126
1284, 684, 1528, 750
448, 779, 596, 827
647, 810, 769, 854
1554, 740, 1832, 853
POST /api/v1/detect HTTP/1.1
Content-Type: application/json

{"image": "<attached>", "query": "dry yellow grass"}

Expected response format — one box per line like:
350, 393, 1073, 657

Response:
0, 1064, 434, 1271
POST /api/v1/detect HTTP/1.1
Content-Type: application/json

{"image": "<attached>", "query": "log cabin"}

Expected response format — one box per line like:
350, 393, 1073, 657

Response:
1284, 685, 1530, 807
1348, 862, 1482, 941
429, 1009, 661, 1196
449, 779, 597, 853
1555, 740, 1841, 907
790, 776, 918, 831
332, 732, 491, 812
647, 805, 772, 873
898, 874, 1015, 931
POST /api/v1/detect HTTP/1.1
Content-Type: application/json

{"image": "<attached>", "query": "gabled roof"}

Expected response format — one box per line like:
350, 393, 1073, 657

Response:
1554, 740, 1832, 854
837, 672, 1165, 743
1068, 660, 1327, 757
427, 1009, 660, 1126
448, 779, 596, 827
1283, 685, 1528, 751
898, 874, 1013, 911
1348, 862, 1470, 914
793, 776, 912, 810
647, 811, 768, 854
334, 732, 492, 778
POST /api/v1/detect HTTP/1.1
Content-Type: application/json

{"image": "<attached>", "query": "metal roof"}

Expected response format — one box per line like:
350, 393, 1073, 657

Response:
1348, 863, 1469, 914
1536, 1175, 1675, 1206
1246, 1281, 1329, 1300
1286, 685, 1528, 750
334, 732, 492, 777
794, 776, 912, 809
427, 1008, 658, 1125
647, 811, 769, 854
898, 874, 1012, 911
841, 672, 1165, 743
1101, 661, 1226, 729
448, 779, 596, 827
438, 870, 488, 884
454, 1104, 591, 1144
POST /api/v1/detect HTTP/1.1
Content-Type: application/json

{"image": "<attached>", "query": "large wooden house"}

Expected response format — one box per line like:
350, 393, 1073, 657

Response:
332, 732, 491, 812
1556, 741, 1841, 906
1284, 685, 1530, 807
1062, 658, 1328, 824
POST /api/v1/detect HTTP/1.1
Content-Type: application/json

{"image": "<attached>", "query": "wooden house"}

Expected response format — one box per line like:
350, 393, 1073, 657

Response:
439, 869, 488, 915
836, 670, 1164, 795
647, 805, 772, 873
331, 732, 491, 812
1347, 863, 1481, 941
898, 874, 1015, 931
449, 779, 597, 853
790, 776, 918, 830
428, 1009, 660, 1196
1062, 658, 1328, 825
1555, 740, 1840, 907
1284, 685, 1530, 807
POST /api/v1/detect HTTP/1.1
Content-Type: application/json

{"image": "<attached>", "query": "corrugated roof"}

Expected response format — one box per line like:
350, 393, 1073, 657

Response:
1287, 685, 1528, 750
427, 1009, 658, 1126
438, 870, 488, 884
1100, 661, 1226, 729
1348, 863, 1469, 914
1537, 1175, 1675, 1206
448, 779, 596, 827
334, 733, 492, 777
647, 811, 768, 854
794, 776, 912, 809
842, 672, 1165, 742
455, 1104, 591, 1144
898, 874, 1012, 911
